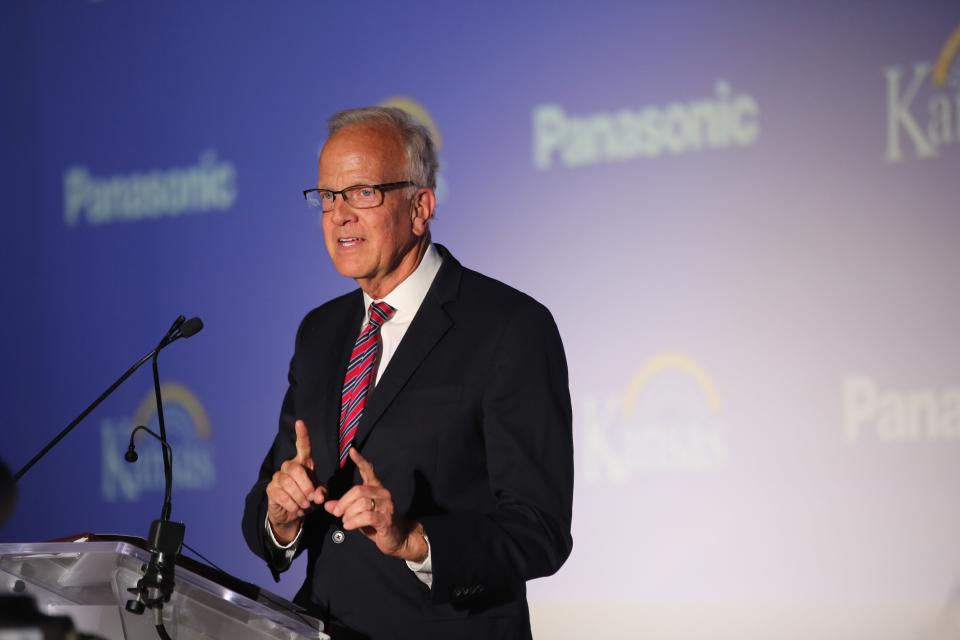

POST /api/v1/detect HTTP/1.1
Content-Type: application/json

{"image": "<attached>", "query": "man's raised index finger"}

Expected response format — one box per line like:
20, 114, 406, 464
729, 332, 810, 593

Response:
294, 419, 312, 462
349, 447, 381, 486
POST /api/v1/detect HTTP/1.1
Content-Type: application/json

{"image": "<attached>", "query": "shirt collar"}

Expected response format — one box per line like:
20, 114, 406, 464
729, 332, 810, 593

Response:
362, 243, 442, 325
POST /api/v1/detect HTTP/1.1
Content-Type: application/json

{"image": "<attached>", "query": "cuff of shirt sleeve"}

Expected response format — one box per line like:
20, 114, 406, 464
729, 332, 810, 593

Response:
405, 533, 432, 588
265, 514, 302, 550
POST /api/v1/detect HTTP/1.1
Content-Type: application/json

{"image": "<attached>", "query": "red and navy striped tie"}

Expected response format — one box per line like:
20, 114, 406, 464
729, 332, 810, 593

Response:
338, 301, 395, 467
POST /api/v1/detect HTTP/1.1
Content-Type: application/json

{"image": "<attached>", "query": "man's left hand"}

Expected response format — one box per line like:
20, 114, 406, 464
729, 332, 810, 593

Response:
324, 447, 428, 563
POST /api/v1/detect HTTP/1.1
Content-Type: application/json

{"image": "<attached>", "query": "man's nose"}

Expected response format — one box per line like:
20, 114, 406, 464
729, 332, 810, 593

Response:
329, 196, 358, 224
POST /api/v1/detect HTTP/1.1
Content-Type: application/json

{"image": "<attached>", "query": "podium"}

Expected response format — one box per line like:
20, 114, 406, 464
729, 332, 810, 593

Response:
0, 540, 328, 639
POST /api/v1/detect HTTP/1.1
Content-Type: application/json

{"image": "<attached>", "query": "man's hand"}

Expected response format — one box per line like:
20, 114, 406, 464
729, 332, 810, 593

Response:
266, 419, 326, 545
325, 447, 428, 563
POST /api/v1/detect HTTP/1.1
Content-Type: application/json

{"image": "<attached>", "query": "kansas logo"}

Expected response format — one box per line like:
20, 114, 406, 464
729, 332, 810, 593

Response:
100, 383, 216, 502
885, 24, 960, 162
581, 353, 729, 483
932, 25, 960, 88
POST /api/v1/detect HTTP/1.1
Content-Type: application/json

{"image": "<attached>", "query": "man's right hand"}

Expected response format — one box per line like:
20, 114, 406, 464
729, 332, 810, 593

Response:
266, 419, 326, 545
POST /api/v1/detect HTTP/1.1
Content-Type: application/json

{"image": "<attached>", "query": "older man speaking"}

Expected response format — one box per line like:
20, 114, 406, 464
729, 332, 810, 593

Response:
242, 106, 573, 639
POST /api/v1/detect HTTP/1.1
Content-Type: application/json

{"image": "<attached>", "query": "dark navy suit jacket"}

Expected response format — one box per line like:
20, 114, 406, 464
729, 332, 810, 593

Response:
242, 245, 573, 639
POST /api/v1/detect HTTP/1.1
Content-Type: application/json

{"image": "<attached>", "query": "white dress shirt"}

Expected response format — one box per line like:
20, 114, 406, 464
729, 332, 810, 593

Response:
266, 243, 443, 587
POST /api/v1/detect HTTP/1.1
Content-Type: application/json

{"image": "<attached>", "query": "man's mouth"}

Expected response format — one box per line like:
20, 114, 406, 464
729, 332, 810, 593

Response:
338, 237, 363, 247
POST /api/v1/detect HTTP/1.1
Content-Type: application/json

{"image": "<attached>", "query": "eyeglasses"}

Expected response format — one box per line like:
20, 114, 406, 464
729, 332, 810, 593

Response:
303, 181, 416, 212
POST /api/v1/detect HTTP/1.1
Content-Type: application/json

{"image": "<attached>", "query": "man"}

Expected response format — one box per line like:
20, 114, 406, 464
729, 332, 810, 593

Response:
242, 106, 573, 639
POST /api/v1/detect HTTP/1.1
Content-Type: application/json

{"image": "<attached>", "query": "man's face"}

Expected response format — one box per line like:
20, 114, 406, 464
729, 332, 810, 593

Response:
318, 123, 433, 298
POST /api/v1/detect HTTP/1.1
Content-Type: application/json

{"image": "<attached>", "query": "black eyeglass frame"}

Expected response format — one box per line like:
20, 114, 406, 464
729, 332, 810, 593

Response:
303, 181, 417, 211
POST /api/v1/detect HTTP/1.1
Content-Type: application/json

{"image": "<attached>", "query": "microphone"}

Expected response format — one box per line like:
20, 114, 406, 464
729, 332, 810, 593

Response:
123, 424, 183, 621
145, 315, 203, 521
124, 321, 202, 625
10, 313, 204, 638
124, 426, 172, 464
179, 317, 204, 339
14, 315, 205, 482
157, 316, 204, 349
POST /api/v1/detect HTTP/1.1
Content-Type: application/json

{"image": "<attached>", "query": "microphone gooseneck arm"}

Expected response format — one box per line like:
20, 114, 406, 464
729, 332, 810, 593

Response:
14, 315, 203, 483
15, 348, 155, 482
151, 352, 173, 522
121, 317, 204, 636
124, 420, 184, 628
150, 315, 203, 521
125, 426, 174, 522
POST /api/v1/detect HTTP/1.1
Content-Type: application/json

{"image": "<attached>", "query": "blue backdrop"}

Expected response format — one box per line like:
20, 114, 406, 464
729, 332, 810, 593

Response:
4, 2, 960, 637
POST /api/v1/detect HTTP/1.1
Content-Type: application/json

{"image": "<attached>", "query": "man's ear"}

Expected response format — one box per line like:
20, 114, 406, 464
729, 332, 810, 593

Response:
410, 188, 436, 237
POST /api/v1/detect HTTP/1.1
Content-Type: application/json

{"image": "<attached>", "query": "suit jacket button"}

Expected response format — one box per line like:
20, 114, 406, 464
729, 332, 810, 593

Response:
331, 529, 345, 544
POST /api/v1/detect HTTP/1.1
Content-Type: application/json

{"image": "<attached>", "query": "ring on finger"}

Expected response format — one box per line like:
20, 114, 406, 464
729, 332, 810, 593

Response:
370, 498, 376, 511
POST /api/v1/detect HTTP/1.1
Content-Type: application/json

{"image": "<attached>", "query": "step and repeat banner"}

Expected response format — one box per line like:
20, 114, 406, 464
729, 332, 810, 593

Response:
3, 2, 960, 637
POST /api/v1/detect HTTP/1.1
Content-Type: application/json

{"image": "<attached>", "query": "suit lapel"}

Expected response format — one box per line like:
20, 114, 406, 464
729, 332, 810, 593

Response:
354, 245, 462, 451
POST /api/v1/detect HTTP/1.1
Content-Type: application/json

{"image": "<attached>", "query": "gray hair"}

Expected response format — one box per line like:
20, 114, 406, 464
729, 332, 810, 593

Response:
328, 106, 439, 190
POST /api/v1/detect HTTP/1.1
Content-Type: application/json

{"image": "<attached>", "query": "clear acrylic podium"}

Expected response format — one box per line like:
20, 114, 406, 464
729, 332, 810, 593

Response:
0, 540, 328, 639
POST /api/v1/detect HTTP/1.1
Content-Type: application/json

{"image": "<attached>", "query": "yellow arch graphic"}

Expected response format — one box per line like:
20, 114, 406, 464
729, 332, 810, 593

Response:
620, 353, 721, 419
379, 96, 443, 151
933, 25, 960, 87
133, 382, 212, 439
